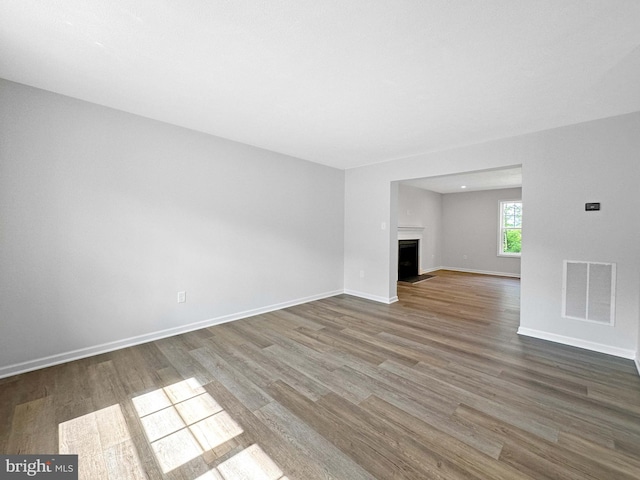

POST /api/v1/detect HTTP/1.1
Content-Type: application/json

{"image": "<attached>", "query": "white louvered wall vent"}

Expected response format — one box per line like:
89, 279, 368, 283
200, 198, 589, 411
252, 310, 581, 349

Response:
562, 261, 616, 325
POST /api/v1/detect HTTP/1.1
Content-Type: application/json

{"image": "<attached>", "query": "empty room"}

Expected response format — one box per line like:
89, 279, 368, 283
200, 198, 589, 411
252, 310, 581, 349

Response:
1, 1, 639, 479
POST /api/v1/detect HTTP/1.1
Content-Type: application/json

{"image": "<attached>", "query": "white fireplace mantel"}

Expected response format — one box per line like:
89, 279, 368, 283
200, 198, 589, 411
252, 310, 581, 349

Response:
398, 226, 425, 240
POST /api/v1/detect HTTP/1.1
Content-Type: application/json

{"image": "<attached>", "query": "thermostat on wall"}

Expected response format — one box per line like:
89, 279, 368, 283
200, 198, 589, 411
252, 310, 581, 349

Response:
585, 202, 600, 211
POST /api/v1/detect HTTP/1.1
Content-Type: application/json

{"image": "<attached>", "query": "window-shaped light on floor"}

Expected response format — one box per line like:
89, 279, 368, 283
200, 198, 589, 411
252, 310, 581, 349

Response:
132, 378, 243, 473
193, 444, 287, 480
217, 444, 285, 480
59, 404, 146, 479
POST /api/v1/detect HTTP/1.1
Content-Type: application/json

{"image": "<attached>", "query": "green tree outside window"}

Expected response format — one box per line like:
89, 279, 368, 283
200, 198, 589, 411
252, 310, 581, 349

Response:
500, 201, 522, 255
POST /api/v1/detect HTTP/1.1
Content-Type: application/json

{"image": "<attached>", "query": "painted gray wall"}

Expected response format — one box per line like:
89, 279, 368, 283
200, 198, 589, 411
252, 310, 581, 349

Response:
2, 77, 638, 371
0, 79, 345, 373
397, 184, 442, 272
441, 188, 521, 276
345, 112, 640, 357
519, 115, 640, 356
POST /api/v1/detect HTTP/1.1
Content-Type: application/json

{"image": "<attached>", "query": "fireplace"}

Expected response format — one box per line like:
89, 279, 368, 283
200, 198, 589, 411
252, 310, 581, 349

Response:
398, 239, 419, 280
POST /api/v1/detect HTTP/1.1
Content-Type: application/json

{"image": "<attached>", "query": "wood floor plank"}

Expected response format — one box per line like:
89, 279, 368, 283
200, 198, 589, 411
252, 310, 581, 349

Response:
1, 270, 639, 479
189, 347, 273, 413
263, 344, 371, 404
197, 336, 278, 390
223, 320, 274, 349
452, 403, 634, 480
258, 328, 345, 371
255, 401, 375, 480
238, 342, 330, 401
6, 396, 56, 454
439, 357, 640, 439
267, 379, 431, 480
333, 363, 504, 459
556, 431, 640, 479
360, 394, 534, 480
296, 326, 388, 365
321, 391, 476, 480
379, 358, 561, 442
155, 336, 217, 388
58, 406, 110, 479
200, 378, 321, 480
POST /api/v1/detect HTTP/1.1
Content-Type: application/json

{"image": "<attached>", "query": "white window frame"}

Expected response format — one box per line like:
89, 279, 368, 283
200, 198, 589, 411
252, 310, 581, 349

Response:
498, 200, 522, 257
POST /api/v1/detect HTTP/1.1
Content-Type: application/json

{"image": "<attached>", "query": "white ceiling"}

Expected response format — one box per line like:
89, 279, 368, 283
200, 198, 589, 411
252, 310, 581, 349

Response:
402, 166, 522, 194
1, 1, 639, 170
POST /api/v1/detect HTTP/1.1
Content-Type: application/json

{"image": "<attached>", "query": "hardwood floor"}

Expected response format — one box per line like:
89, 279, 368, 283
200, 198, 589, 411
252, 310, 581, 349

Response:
1, 270, 640, 479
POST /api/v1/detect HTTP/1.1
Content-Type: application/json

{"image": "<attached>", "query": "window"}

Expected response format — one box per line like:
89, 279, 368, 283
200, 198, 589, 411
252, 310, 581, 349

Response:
499, 200, 522, 256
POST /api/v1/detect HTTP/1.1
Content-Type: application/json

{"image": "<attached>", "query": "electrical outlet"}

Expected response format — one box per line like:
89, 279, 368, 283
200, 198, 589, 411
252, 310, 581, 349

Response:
177, 291, 186, 303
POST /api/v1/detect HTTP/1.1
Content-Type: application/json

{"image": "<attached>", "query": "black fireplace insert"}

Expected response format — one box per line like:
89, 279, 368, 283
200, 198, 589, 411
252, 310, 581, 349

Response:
398, 239, 419, 280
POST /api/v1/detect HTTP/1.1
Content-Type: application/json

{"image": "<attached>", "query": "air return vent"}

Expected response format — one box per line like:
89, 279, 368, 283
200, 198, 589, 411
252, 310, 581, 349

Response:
562, 261, 616, 325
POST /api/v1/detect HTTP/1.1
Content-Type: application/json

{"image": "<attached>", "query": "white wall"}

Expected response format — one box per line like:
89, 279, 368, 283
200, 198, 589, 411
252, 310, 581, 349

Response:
519, 115, 640, 358
442, 188, 521, 276
0, 79, 345, 376
397, 184, 442, 272
345, 112, 640, 358
637, 296, 640, 375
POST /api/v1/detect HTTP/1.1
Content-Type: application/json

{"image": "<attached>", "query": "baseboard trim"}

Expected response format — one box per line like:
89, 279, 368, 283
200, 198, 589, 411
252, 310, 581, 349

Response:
441, 266, 521, 278
0, 289, 344, 379
635, 356, 640, 377
419, 266, 441, 275
344, 289, 398, 304
517, 327, 636, 359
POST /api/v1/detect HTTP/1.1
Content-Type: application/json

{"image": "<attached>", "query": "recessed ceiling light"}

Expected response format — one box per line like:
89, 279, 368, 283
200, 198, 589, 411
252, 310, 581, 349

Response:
461, 185, 467, 189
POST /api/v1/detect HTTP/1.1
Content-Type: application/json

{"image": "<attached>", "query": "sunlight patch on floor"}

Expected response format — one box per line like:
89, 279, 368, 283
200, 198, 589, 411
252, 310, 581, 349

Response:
217, 444, 286, 480
133, 378, 244, 473
193, 444, 288, 480
60, 378, 287, 479
59, 404, 146, 480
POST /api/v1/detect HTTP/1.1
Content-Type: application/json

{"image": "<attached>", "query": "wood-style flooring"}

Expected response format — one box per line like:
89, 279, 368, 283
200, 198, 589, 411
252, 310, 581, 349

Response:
1, 270, 640, 479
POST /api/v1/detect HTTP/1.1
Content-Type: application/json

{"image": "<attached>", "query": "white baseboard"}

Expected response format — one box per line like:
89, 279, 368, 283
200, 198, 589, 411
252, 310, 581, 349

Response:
419, 266, 441, 275
441, 266, 521, 278
0, 289, 344, 379
344, 289, 398, 304
517, 327, 636, 359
